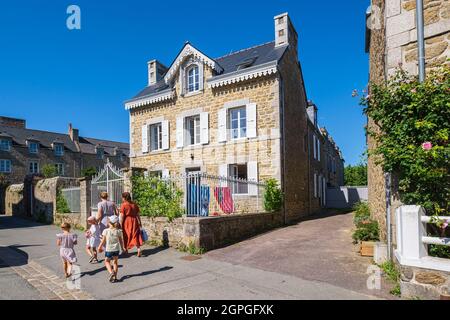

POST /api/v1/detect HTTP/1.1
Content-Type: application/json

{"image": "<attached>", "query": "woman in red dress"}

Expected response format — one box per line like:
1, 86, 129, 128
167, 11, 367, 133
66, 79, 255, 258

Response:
119, 192, 143, 257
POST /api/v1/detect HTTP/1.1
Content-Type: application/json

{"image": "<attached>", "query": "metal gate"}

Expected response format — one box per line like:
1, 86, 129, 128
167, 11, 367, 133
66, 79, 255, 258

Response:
90, 161, 125, 211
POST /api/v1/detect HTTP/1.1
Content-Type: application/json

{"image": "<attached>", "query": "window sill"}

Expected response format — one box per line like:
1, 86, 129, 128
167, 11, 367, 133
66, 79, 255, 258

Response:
183, 90, 203, 98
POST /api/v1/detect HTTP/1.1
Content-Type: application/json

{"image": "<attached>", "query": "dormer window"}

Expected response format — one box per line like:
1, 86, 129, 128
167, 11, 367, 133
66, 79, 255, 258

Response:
0, 139, 11, 152
28, 141, 39, 154
54, 144, 64, 156
187, 65, 200, 93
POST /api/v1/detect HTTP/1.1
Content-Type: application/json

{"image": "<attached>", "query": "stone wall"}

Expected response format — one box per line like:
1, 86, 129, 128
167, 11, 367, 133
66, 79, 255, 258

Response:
399, 264, 450, 299
54, 213, 83, 230
141, 211, 283, 251
386, 0, 450, 76
368, 0, 450, 241
4, 176, 84, 227
130, 71, 282, 184
5, 183, 25, 217
368, 0, 388, 241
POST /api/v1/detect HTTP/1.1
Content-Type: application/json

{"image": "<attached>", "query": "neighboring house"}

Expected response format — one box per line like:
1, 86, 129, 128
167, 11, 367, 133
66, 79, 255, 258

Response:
0, 116, 130, 184
125, 13, 345, 221
365, 0, 450, 239
306, 101, 345, 213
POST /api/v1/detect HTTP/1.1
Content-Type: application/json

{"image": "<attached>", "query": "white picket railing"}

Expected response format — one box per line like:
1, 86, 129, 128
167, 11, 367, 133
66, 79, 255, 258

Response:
395, 206, 450, 272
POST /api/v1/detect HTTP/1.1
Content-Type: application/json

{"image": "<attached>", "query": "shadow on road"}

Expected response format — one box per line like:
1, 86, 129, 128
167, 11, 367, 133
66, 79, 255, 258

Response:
0, 245, 42, 268
116, 266, 173, 282
0, 216, 44, 230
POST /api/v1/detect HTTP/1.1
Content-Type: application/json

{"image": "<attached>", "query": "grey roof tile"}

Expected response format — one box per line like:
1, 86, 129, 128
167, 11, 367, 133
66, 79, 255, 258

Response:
129, 41, 287, 101
0, 124, 129, 156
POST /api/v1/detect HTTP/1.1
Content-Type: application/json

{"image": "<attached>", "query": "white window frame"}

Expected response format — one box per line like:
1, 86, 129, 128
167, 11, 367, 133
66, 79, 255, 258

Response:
55, 163, 64, 176
29, 161, 39, 174
229, 163, 249, 195
54, 144, 64, 156
186, 65, 200, 93
0, 139, 11, 152
229, 107, 247, 140
149, 122, 163, 152
28, 142, 39, 154
185, 115, 201, 146
0, 159, 11, 173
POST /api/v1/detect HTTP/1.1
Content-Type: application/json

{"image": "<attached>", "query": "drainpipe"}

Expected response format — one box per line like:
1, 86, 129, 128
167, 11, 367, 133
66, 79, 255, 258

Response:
416, 0, 426, 82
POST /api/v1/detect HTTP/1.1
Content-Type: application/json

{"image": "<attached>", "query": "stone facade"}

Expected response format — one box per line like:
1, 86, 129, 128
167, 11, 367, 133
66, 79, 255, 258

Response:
0, 118, 129, 188
140, 211, 283, 251
127, 13, 345, 222
366, 0, 449, 241
399, 264, 450, 299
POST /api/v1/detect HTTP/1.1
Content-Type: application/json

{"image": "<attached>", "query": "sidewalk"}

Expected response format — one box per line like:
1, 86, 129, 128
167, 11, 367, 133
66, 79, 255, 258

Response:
0, 215, 380, 300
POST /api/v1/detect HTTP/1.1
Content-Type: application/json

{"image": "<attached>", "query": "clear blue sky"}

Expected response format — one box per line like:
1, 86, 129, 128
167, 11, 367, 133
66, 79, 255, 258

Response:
0, 0, 369, 165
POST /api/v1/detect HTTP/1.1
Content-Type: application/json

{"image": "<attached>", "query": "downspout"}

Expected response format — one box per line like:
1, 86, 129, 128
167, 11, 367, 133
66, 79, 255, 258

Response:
416, 0, 426, 82
279, 73, 287, 225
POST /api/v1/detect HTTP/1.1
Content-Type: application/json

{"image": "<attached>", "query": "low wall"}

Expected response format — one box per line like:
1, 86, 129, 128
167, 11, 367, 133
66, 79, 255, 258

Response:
5, 184, 25, 217
54, 213, 83, 230
141, 211, 283, 251
399, 264, 450, 300
326, 186, 368, 209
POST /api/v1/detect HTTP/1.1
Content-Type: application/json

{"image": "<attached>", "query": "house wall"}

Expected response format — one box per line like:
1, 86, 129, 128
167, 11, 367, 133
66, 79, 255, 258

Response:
130, 66, 282, 191
0, 145, 80, 184
368, 0, 449, 241
277, 46, 311, 221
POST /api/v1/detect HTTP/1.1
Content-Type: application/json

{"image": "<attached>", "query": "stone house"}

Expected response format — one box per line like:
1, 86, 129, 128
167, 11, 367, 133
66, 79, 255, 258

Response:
306, 101, 345, 213
125, 13, 344, 221
365, 0, 449, 240
0, 116, 129, 185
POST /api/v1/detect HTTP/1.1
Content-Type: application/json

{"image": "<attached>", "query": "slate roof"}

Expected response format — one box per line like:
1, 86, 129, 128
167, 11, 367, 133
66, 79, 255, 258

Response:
0, 124, 129, 156
130, 41, 288, 101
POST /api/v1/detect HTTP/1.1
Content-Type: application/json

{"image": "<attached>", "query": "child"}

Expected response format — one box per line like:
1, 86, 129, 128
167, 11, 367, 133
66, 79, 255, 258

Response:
85, 216, 101, 263
56, 223, 78, 278
98, 215, 124, 283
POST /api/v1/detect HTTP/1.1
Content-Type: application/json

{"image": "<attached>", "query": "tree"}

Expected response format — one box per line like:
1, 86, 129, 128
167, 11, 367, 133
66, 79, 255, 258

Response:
42, 164, 58, 178
344, 164, 368, 186
81, 167, 97, 178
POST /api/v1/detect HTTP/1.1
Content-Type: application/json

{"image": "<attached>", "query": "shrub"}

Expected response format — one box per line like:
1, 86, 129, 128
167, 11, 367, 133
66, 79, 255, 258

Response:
264, 178, 283, 212
56, 189, 71, 213
361, 66, 449, 215
81, 167, 97, 178
131, 174, 184, 222
42, 164, 57, 178
352, 220, 380, 243
353, 201, 371, 225
379, 261, 401, 297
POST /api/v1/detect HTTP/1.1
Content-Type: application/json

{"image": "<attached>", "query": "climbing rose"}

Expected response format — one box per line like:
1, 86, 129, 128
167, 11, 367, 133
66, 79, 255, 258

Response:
422, 142, 432, 151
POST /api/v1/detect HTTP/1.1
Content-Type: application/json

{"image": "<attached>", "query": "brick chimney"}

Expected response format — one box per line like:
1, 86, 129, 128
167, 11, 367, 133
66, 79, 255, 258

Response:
147, 60, 168, 86
0, 116, 26, 128
274, 13, 298, 57
68, 123, 79, 142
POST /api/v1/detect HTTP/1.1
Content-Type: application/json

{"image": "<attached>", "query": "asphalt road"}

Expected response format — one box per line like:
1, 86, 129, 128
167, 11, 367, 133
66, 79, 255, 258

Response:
0, 214, 383, 300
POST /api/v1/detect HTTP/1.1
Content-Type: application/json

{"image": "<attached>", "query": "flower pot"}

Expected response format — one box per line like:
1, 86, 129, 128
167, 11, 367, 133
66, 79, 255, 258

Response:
360, 241, 375, 257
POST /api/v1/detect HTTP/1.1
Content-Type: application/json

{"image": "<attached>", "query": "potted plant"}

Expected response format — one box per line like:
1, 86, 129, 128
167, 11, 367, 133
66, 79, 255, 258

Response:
352, 219, 380, 257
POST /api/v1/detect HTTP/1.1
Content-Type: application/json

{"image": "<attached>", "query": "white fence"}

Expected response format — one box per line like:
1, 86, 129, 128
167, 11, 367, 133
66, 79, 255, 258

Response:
326, 186, 368, 209
395, 206, 450, 272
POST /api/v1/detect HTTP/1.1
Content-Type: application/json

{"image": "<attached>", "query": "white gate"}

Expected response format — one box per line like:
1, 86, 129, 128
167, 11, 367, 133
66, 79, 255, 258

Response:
90, 161, 125, 211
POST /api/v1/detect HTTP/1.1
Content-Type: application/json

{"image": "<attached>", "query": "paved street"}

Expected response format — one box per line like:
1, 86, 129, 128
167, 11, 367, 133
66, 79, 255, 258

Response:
0, 212, 388, 300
